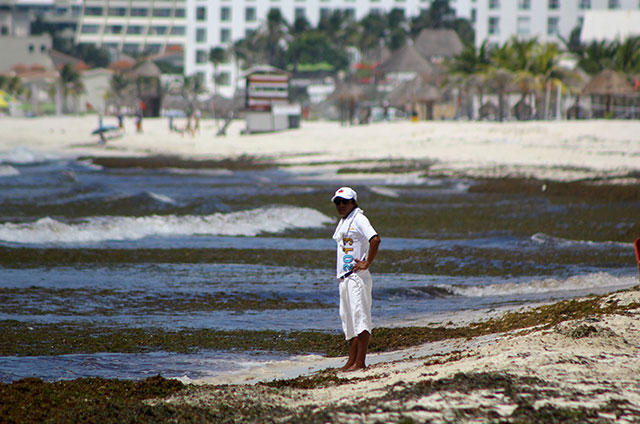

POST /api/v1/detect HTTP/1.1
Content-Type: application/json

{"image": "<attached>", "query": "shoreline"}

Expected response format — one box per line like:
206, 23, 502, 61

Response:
2, 116, 640, 182
2, 116, 640, 422
3, 287, 640, 423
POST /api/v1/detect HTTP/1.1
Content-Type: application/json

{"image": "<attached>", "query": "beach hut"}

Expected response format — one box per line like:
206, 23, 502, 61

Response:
328, 80, 367, 125
386, 76, 440, 120
582, 69, 636, 118
133, 60, 162, 117
376, 41, 435, 85
413, 29, 464, 63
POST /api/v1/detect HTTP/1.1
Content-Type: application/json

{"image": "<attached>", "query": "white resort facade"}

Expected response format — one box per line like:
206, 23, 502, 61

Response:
2, 0, 639, 98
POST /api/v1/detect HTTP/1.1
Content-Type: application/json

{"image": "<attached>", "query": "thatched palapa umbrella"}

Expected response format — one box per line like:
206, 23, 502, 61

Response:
582, 68, 634, 117
376, 41, 434, 78
328, 81, 366, 125
386, 76, 440, 120
133, 60, 162, 117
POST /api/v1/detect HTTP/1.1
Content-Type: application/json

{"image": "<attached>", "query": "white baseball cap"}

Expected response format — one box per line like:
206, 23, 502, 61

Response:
331, 186, 357, 202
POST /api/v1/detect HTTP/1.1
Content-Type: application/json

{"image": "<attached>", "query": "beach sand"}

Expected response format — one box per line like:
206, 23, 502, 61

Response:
2, 115, 640, 422
2, 116, 640, 182
162, 289, 640, 423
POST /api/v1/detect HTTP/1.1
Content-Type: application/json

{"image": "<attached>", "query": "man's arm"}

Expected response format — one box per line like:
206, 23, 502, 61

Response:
354, 235, 381, 271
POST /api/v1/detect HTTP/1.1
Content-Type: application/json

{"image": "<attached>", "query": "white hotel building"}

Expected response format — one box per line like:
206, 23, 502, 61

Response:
181, 0, 639, 97
5, 0, 637, 97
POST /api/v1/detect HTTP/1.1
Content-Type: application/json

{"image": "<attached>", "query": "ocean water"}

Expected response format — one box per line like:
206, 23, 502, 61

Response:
0, 146, 637, 383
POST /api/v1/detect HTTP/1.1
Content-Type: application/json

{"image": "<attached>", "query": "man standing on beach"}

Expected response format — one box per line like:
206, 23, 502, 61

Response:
332, 187, 381, 371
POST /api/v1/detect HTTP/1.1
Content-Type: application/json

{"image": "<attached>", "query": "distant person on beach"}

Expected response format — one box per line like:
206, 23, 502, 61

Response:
331, 186, 381, 371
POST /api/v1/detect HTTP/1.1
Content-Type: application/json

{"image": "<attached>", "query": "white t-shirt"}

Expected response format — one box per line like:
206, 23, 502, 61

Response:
333, 208, 378, 279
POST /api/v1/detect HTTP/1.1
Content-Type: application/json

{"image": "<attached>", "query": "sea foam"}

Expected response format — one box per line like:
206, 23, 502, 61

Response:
0, 206, 334, 244
448, 272, 637, 297
0, 146, 54, 165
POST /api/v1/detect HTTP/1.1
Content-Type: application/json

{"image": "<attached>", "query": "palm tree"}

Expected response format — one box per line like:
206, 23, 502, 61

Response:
446, 40, 491, 119
0, 75, 24, 97
575, 40, 616, 75
209, 47, 227, 96
500, 37, 537, 120
612, 36, 640, 74
265, 8, 290, 68
59, 63, 85, 113
109, 73, 130, 109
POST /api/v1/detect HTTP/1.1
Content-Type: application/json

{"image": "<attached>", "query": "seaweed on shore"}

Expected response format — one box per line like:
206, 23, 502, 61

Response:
0, 245, 633, 277
82, 155, 274, 171
3, 287, 639, 357
0, 286, 332, 316
0, 375, 205, 424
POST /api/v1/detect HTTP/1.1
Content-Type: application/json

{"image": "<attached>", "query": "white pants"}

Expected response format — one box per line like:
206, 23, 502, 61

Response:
339, 270, 373, 340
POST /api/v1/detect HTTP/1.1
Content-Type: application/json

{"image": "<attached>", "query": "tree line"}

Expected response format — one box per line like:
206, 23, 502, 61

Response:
445, 35, 640, 121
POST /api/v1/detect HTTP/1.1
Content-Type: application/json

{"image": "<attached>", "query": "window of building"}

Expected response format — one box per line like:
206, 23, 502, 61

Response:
220, 28, 231, 42
196, 7, 206, 21
517, 16, 530, 34
108, 7, 126, 16
217, 72, 230, 86
245, 6, 256, 21
547, 16, 559, 34
489, 0, 500, 10
196, 28, 206, 42
578, 0, 591, 9
151, 26, 167, 35
488, 16, 499, 34
123, 44, 138, 54
548, 0, 560, 9
80, 24, 99, 34
577, 16, 584, 27
471, 8, 476, 22
608, 0, 620, 8
295, 7, 305, 19
196, 49, 207, 64
174, 9, 185, 18
28, 44, 34, 53
108, 25, 123, 34
518, 0, 530, 10
345, 8, 355, 19
127, 25, 144, 35
221, 6, 231, 21
370, 7, 381, 14
171, 26, 185, 35
153, 8, 172, 17
131, 8, 148, 17
84, 7, 103, 16
320, 8, 330, 19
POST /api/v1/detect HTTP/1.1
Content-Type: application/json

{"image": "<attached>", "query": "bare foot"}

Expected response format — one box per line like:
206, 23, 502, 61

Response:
344, 364, 366, 372
339, 363, 354, 371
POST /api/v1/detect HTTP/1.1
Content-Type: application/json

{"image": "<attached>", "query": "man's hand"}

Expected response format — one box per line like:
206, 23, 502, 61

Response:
353, 235, 380, 272
353, 258, 370, 271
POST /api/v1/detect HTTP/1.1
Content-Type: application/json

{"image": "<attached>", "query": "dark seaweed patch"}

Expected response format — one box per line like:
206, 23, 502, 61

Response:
3, 287, 638, 357
83, 155, 274, 171
0, 286, 331, 316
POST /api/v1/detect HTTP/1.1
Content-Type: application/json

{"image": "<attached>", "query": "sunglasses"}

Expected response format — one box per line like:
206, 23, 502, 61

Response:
333, 198, 352, 205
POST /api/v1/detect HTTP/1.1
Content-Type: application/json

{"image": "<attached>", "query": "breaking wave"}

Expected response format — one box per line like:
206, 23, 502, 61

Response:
0, 146, 55, 165
449, 272, 637, 297
0, 206, 334, 244
530, 232, 632, 249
